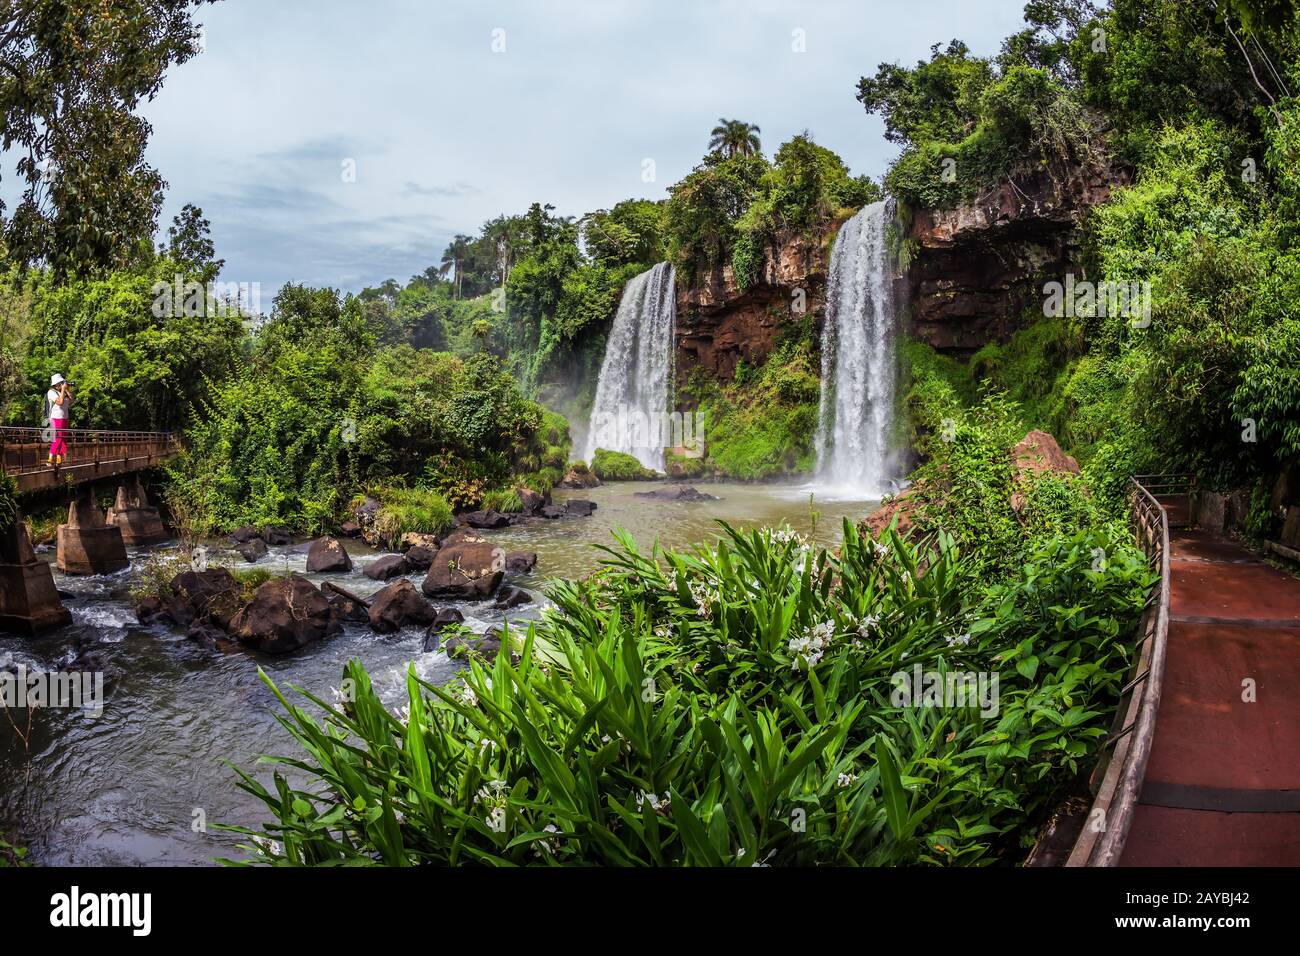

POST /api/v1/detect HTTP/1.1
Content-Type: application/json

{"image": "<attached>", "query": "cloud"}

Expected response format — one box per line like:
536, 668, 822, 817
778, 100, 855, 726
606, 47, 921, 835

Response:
142, 0, 1029, 297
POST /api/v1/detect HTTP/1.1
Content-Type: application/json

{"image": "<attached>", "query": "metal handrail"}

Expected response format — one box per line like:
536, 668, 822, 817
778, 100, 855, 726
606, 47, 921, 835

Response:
0, 425, 179, 478
1064, 473, 1187, 866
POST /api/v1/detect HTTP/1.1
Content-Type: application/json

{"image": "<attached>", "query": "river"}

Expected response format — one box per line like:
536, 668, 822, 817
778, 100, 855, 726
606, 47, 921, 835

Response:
0, 481, 875, 865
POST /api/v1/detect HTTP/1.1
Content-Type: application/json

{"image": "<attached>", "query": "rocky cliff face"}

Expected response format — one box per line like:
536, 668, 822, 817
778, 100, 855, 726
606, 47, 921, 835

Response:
904, 161, 1126, 354
674, 223, 839, 381
673, 160, 1124, 378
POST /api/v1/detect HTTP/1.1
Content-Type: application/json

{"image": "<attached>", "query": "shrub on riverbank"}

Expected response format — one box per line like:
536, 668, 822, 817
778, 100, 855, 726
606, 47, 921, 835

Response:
228, 514, 1151, 867
591, 448, 659, 480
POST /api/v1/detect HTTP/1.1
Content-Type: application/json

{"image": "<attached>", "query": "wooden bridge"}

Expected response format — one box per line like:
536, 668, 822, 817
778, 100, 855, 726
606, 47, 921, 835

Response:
1043, 474, 1300, 866
1, 426, 180, 493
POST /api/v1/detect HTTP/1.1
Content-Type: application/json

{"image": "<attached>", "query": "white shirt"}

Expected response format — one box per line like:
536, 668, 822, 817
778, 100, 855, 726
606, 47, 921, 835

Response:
47, 387, 66, 421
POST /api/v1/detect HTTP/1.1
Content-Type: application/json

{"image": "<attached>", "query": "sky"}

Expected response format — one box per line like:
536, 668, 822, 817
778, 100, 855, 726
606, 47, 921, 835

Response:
139, 0, 1030, 298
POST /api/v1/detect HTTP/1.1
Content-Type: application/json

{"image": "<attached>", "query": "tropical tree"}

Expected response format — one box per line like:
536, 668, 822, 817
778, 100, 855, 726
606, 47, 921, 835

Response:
708, 118, 762, 158
438, 234, 473, 298
0, 0, 218, 275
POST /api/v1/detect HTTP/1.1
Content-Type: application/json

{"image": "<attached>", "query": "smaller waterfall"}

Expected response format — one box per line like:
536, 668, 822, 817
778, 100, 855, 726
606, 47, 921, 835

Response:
583, 262, 677, 471
814, 200, 899, 497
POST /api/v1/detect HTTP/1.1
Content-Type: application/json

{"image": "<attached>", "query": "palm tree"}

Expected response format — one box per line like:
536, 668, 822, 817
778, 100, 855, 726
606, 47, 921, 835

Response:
708, 118, 762, 159
438, 234, 472, 299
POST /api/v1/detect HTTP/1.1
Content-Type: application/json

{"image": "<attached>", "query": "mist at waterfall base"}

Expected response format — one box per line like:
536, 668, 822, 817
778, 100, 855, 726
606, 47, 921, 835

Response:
813, 200, 902, 500
583, 262, 676, 471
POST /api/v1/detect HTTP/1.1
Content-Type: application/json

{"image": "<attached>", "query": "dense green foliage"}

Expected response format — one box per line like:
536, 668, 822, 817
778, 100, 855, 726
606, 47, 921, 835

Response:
692, 331, 823, 480
591, 448, 659, 480
230, 514, 1150, 866
169, 282, 565, 534
880, 0, 1300, 541
665, 134, 880, 288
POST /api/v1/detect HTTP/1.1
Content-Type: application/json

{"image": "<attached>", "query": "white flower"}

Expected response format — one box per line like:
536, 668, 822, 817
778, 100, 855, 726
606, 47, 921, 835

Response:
687, 578, 715, 617
873, 541, 890, 558
837, 772, 857, 789
396, 704, 411, 726
811, 620, 836, 643
475, 779, 508, 805
479, 737, 495, 753
535, 823, 563, 857
945, 633, 973, 648
253, 836, 282, 857
789, 620, 835, 670
636, 790, 671, 814
857, 614, 879, 638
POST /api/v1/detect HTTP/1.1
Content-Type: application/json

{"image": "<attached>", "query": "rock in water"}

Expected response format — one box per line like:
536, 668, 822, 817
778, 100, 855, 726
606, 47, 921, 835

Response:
517, 487, 547, 515
263, 527, 292, 546
633, 486, 717, 502
463, 510, 511, 529
565, 499, 597, 517
306, 535, 352, 573
368, 579, 438, 634
560, 462, 600, 488
422, 607, 465, 652
421, 540, 504, 600
228, 576, 341, 654
169, 568, 244, 629
404, 545, 437, 570
540, 505, 567, 519
444, 627, 504, 660
505, 551, 537, 574
364, 554, 411, 581
494, 585, 532, 609
235, 537, 268, 563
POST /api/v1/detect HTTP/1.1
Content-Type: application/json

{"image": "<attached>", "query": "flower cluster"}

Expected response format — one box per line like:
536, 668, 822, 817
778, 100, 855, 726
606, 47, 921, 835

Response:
789, 619, 836, 671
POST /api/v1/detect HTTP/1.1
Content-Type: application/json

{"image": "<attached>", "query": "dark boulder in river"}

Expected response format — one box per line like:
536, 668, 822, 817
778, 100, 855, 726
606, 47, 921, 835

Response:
306, 535, 352, 573
633, 486, 717, 503
517, 487, 548, 515
505, 551, 537, 574
364, 554, 410, 581
421, 540, 504, 601
444, 627, 504, 661
404, 545, 437, 570
368, 579, 438, 633
565, 499, 597, 517
422, 607, 465, 651
263, 527, 292, 546
494, 585, 532, 609
321, 581, 371, 624
539, 505, 567, 519
463, 510, 512, 530
169, 568, 244, 629
228, 575, 341, 654
235, 537, 268, 563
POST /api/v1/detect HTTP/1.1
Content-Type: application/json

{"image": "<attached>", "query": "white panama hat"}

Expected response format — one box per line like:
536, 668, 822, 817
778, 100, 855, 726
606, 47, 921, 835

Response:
50, 373, 66, 386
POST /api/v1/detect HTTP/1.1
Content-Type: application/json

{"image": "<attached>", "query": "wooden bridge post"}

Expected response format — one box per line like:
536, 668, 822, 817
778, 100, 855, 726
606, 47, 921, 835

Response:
106, 475, 169, 546
56, 485, 129, 575
0, 511, 72, 634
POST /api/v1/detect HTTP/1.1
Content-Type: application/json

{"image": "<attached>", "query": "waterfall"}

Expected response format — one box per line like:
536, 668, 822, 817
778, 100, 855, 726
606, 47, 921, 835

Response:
584, 262, 677, 472
814, 200, 899, 497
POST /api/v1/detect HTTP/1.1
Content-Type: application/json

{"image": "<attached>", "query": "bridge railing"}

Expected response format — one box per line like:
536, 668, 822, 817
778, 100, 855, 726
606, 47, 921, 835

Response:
0, 426, 179, 478
1064, 473, 1191, 866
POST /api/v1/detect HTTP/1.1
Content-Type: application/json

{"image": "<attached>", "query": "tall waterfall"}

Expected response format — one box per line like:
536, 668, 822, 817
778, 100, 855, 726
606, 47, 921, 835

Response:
814, 200, 899, 497
584, 262, 677, 472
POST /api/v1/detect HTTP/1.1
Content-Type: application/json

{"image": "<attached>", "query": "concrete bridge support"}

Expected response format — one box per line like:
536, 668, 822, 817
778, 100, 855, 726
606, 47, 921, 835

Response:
106, 476, 168, 546
0, 515, 71, 634
56, 489, 129, 575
